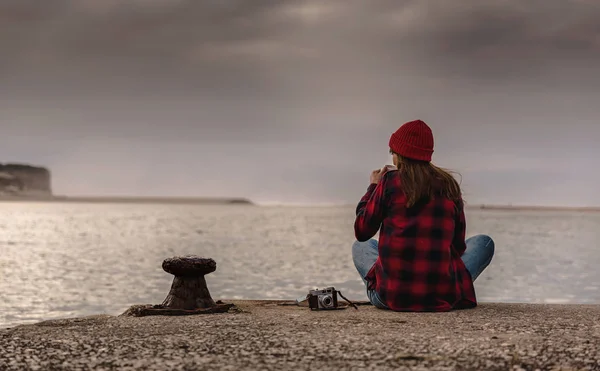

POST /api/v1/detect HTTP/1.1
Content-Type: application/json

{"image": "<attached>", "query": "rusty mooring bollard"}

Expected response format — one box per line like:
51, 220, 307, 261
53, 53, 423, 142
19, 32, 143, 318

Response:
121, 255, 234, 317
161, 256, 217, 309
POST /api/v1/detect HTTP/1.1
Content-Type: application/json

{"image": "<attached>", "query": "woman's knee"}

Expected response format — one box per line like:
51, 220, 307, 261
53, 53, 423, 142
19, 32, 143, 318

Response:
352, 240, 366, 261
352, 239, 376, 256
473, 234, 495, 257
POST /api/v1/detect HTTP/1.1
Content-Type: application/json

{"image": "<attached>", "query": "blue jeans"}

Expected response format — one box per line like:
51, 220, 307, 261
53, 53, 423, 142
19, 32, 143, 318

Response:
352, 234, 495, 309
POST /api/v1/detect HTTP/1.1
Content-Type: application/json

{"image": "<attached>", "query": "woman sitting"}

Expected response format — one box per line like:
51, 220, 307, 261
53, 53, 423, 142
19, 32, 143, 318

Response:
353, 119, 495, 311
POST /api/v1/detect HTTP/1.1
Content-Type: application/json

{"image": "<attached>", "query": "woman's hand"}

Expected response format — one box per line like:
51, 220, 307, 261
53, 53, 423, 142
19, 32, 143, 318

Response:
370, 165, 396, 184
370, 168, 384, 184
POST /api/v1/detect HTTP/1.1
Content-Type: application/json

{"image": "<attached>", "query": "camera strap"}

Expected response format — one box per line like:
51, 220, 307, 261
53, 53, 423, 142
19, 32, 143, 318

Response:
336, 290, 359, 310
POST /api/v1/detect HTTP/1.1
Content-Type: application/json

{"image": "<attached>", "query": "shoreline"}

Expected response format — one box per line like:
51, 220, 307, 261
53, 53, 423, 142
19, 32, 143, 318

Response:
471, 204, 600, 212
1, 300, 598, 370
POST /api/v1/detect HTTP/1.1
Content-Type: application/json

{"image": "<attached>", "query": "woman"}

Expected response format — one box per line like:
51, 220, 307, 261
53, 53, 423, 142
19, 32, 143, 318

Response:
353, 119, 494, 312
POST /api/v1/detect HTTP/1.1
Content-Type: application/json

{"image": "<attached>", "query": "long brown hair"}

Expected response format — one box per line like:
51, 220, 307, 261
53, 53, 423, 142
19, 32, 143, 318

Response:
392, 152, 462, 207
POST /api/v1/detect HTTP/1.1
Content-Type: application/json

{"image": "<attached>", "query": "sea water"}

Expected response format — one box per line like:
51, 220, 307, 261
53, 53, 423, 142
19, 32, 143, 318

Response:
1, 202, 599, 327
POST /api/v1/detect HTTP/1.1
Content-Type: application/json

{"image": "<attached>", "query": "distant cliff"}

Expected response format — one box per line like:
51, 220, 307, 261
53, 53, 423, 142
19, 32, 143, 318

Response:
0, 164, 52, 197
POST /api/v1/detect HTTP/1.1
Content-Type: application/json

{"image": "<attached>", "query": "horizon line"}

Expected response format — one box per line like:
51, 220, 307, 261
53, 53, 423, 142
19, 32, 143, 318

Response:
0, 195, 599, 211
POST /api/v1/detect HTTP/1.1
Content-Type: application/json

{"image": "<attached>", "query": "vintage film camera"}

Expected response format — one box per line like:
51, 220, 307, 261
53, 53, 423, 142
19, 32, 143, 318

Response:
308, 287, 339, 310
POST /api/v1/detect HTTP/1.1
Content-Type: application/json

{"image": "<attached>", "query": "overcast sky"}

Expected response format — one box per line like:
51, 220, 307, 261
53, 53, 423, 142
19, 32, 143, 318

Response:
0, 0, 598, 205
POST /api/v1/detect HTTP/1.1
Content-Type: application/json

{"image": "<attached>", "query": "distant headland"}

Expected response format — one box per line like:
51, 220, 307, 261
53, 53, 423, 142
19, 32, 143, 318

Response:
0, 163, 254, 205
1, 193, 255, 205
37, 196, 255, 205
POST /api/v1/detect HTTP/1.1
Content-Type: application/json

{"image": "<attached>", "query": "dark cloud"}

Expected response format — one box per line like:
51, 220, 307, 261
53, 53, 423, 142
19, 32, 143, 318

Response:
3, 0, 599, 90
0, 0, 598, 204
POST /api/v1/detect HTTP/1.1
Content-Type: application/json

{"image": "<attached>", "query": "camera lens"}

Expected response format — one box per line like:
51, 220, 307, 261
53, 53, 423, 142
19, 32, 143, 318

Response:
320, 295, 333, 308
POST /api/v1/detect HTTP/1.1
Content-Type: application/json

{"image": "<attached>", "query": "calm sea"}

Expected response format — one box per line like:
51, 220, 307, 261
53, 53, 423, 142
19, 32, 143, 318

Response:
1, 203, 599, 327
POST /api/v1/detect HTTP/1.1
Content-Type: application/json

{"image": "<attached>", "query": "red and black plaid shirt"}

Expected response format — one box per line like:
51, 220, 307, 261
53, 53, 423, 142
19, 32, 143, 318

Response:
354, 169, 476, 312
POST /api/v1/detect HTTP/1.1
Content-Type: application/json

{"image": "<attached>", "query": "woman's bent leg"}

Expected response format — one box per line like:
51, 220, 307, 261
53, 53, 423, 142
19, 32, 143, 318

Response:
352, 239, 388, 309
352, 239, 379, 285
461, 234, 495, 281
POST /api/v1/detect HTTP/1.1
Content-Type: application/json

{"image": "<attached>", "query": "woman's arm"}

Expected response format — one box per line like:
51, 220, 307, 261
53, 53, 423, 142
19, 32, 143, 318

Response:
354, 171, 391, 242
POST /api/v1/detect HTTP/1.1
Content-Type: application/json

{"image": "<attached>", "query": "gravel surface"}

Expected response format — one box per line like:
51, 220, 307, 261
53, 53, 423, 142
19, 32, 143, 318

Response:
1, 301, 599, 370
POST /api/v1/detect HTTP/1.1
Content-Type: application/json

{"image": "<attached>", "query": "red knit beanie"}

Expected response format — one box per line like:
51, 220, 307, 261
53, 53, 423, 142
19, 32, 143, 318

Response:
388, 120, 434, 162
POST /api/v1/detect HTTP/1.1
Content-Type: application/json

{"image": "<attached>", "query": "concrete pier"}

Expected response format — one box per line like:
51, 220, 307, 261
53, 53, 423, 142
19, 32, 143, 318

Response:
1, 301, 599, 370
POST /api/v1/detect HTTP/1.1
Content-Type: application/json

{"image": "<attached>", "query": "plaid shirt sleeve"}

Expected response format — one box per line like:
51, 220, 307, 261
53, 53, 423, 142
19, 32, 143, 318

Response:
452, 199, 467, 256
354, 171, 391, 242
